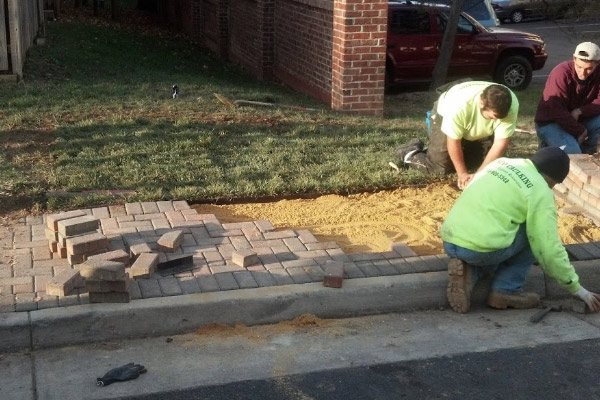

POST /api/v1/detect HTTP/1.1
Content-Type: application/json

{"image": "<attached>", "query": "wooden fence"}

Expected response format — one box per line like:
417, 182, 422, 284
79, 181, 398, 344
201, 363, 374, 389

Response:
0, 0, 45, 78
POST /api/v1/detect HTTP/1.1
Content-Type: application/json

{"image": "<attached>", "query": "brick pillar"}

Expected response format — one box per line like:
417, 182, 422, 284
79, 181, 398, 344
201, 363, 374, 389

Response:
331, 0, 387, 116
256, 0, 274, 80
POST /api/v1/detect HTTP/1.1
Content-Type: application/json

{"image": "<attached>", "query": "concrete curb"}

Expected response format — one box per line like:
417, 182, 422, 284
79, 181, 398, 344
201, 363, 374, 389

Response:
1, 272, 446, 351
0, 262, 597, 352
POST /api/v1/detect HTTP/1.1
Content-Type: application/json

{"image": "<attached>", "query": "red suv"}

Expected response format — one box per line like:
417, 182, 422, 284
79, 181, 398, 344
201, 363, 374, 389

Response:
386, 1, 548, 90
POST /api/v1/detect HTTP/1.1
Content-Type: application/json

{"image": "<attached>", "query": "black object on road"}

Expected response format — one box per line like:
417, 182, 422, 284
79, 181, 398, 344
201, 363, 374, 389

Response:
97, 362, 147, 387
529, 304, 562, 323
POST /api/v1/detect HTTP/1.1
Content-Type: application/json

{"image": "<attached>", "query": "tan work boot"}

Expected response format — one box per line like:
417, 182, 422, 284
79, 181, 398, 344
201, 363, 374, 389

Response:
487, 291, 541, 310
447, 258, 473, 313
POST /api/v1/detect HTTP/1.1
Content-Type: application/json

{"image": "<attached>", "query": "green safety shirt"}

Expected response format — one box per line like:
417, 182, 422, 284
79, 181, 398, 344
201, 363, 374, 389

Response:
440, 157, 580, 293
437, 81, 519, 141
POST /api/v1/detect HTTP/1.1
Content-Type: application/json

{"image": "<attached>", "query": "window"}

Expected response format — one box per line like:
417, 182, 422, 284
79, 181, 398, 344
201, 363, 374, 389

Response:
462, 0, 490, 20
438, 13, 475, 34
390, 10, 431, 35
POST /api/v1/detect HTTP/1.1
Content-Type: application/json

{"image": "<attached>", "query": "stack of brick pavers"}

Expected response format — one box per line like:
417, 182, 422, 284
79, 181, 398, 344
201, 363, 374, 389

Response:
45, 211, 107, 265
82, 259, 131, 303
555, 154, 600, 224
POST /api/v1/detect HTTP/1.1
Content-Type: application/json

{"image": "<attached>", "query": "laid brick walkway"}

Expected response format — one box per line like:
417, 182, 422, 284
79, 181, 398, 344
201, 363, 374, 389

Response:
0, 201, 451, 313
556, 154, 600, 224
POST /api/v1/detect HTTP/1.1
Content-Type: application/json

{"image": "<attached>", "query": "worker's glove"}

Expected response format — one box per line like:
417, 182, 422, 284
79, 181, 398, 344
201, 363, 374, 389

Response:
97, 362, 147, 387
573, 287, 600, 312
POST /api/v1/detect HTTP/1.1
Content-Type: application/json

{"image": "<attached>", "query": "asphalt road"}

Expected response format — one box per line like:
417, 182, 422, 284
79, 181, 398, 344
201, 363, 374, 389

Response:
517, 19, 600, 80
119, 338, 600, 400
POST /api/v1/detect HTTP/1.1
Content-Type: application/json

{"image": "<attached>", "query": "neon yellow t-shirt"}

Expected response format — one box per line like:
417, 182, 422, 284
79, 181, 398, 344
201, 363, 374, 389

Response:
440, 157, 580, 293
437, 81, 519, 141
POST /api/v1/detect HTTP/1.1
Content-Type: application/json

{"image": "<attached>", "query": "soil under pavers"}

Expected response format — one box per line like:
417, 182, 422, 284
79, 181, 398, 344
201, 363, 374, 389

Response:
0, 200, 451, 313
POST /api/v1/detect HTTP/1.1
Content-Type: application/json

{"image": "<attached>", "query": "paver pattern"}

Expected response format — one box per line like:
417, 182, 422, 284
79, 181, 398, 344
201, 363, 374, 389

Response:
4, 155, 600, 316
0, 201, 452, 313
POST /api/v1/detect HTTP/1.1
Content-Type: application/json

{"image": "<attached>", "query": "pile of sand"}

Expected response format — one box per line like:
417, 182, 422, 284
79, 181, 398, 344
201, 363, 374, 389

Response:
194, 183, 600, 255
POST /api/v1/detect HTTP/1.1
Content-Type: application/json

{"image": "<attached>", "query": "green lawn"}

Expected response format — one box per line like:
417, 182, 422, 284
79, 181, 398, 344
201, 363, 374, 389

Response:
0, 16, 542, 212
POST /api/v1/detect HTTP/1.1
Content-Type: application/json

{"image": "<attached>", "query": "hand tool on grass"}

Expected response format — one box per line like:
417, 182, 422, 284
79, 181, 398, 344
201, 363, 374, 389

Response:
214, 93, 318, 112
529, 303, 562, 323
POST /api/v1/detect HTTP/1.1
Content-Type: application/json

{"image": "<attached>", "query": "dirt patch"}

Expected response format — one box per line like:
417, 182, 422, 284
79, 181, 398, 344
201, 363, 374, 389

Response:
195, 314, 331, 341
194, 183, 600, 255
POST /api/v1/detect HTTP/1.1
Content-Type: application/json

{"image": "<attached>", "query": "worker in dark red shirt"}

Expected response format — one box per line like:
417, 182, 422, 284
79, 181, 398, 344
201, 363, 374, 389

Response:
535, 42, 600, 154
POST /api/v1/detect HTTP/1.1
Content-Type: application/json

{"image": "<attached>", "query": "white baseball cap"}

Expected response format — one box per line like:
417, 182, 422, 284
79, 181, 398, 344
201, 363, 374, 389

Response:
573, 42, 600, 61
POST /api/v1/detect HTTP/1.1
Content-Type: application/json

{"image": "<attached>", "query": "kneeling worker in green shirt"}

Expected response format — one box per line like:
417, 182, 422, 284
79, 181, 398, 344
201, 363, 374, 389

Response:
441, 147, 600, 313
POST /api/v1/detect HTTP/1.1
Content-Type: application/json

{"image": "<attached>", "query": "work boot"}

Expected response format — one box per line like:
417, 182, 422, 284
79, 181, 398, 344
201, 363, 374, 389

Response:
394, 138, 424, 166
447, 258, 473, 313
487, 291, 541, 310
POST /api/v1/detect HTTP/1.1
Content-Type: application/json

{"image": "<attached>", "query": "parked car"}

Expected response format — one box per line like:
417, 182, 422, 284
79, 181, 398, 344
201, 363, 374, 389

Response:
428, 0, 500, 27
386, 1, 548, 90
491, 0, 575, 23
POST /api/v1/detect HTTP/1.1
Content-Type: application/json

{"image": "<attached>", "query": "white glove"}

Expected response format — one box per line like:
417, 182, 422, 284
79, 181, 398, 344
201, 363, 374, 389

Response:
573, 287, 600, 312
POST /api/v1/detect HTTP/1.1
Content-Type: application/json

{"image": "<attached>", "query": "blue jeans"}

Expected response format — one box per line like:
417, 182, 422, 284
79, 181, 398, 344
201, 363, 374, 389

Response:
536, 114, 600, 154
443, 224, 535, 294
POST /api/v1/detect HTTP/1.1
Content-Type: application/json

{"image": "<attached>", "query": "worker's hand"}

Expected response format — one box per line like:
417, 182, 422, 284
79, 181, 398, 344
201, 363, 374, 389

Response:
571, 108, 583, 121
457, 173, 473, 190
578, 129, 589, 145
574, 287, 600, 312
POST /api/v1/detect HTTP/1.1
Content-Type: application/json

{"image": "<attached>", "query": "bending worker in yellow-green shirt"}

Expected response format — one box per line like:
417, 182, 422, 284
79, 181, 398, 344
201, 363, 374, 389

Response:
395, 81, 518, 190
441, 146, 600, 313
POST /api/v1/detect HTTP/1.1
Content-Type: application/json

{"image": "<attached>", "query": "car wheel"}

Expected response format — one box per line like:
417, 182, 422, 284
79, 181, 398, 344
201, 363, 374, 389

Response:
510, 10, 524, 23
493, 55, 532, 91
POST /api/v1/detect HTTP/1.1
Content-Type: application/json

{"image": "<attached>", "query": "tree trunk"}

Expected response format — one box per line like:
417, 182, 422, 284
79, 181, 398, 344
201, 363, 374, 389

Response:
429, 0, 466, 91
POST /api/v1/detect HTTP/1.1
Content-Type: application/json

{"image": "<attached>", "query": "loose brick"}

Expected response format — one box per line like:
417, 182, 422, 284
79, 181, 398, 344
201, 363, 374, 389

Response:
46, 210, 87, 231
66, 233, 108, 255
45, 227, 59, 242
157, 230, 184, 252
57, 245, 68, 259
49, 240, 58, 253
87, 249, 131, 266
89, 291, 130, 303
57, 215, 99, 237
80, 259, 126, 280
129, 242, 153, 258
46, 270, 84, 297
85, 277, 131, 293
323, 260, 345, 288
130, 253, 159, 278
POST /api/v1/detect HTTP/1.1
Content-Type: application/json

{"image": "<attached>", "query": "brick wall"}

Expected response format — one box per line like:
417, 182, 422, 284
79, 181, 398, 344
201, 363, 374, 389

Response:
273, 0, 333, 104
228, 0, 275, 79
158, 0, 386, 115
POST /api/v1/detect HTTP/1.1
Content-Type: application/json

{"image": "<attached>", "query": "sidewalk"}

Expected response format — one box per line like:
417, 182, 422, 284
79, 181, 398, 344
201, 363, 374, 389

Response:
4, 308, 600, 400
1, 200, 600, 351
